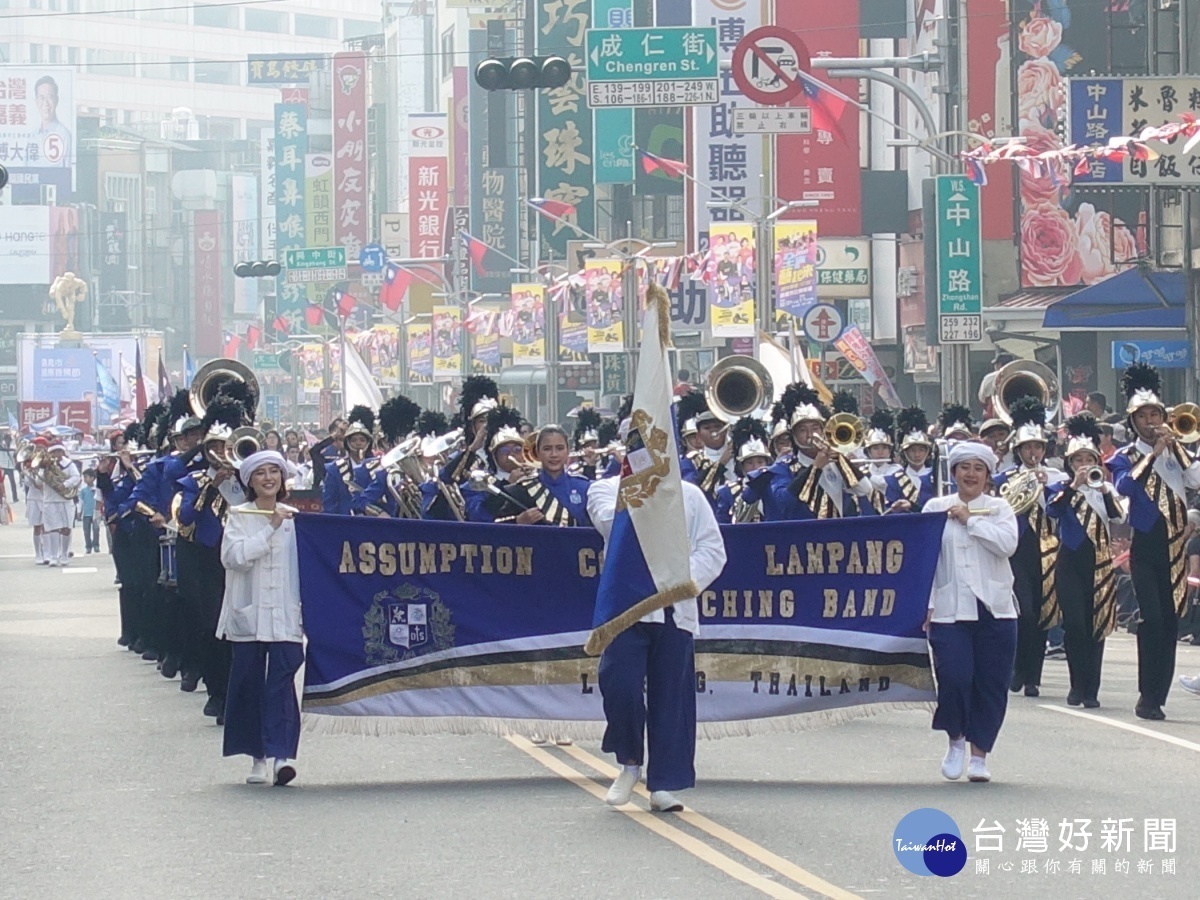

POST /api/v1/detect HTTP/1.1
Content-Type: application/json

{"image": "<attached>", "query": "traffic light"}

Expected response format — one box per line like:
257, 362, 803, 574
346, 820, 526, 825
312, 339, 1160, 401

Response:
234, 260, 281, 278
474, 56, 572, 91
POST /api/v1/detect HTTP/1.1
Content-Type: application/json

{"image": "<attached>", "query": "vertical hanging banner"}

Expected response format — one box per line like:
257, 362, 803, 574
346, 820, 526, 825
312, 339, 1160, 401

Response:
584, 259, 623, 353
99, 211, 127, 295
193, 210, 223, 357
559, 284, 590, 362
775, 1, 862, 237
408, 323, 432, 385
332, 52, 368, 261
833, 325, 903, 409
260, 132, 276, 263
472, 311, 501, 374
432, 306, 462, 378
706, 223, 755, 338
774, 220, 819, 321
305, 154, 334, 250
468, 29, 519, 294
510, 283, 546, 365
452, 66, 471, 207
407, 113, 449, 260
538, 0, 595, 258
273, 103, 308, 328
230, 174, 259, 317
692, 0, 763, 245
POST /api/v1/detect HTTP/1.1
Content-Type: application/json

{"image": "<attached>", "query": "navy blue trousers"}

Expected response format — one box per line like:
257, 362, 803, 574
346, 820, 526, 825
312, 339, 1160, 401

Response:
928, 603, 1018, 753
223, 641, 304, 761
598, 610, 696, 792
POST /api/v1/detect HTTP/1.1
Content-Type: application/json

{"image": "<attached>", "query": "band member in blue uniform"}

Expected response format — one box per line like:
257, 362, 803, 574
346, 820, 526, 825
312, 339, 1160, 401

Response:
741, 385, 814, 521
116, 402, 166, 657
465, 406, 536, 523
569, 407, 603, 481
1046, 414, 1123, 709
360, 395, 423, 518
322, 405, 374, 515
676, 389, 732, 508
177, 394, 247, 719
96, 422, 149, 649
885, 407, 937, 512
993, 396, 1066, 699
787, 388, 873, 519
506, 426, 592, 527
715, 417, 770, 524
1107, 363, 1200, 720
862, 409, 899, 496
936, 404, 975, 494
442, 375, 500, 486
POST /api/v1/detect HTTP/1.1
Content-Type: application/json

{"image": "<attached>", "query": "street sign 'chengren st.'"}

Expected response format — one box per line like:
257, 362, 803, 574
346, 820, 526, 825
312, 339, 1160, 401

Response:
585, 26, 719, 108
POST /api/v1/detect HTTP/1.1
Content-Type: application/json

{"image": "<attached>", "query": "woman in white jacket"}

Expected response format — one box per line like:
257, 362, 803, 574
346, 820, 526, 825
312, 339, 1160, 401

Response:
218, 451, 303, 787
922, 442, 1019, 784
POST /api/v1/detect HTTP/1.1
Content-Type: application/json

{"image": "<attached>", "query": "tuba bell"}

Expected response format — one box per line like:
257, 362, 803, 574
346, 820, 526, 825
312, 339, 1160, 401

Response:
189, 358, 261, 420
228, 426, 265, 465
1168, 402, 1200, 444
704, 355, 775, 423
993, 359, 1059, 425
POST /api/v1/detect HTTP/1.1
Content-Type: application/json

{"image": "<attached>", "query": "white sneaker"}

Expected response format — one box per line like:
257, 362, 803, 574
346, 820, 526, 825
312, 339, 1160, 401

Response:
246, 758, 269, 785
605, 766, 640, 806
940, 739, 966, 781
967, 756, 991, 783
273, 759, 297, 786
553, 737, 573, 746
650, 790, 685, 812
1179, 674, 1200, 695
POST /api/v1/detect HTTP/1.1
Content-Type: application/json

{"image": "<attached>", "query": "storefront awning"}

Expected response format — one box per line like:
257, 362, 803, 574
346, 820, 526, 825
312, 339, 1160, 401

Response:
498, 367, 547, 386
984, 289, 1075, 328
1042, 269, 1185, 331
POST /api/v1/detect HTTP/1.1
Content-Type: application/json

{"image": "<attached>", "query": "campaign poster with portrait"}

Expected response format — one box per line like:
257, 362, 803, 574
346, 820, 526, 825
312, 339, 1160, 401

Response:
0, 69, 75, 201
408, 323, 432, 385
774, 221, 819, 321
432, 306, 462, 379
472, 310, 501, 375
297, 343, 325, 404
705, 224, 756, 338
584, 259, 623, 353
510, 283, 546, 365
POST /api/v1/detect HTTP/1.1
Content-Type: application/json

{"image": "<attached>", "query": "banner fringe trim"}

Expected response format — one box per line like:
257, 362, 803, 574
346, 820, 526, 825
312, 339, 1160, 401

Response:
300, 702, 934, 742
583, 579, 700, 657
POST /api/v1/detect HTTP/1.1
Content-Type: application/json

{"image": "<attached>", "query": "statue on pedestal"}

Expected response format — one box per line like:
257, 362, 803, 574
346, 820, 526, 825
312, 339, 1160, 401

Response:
49, 272, 87, 336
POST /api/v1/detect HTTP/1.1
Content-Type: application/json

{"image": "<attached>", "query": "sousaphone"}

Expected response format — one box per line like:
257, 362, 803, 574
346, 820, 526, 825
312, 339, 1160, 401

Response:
189, 358, 261, 421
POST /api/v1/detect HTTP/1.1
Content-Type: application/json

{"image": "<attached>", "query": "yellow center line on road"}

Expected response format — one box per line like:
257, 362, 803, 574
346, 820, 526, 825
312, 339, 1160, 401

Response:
504, 735, 810, 900
1040, 704, 1200, 752
556, 742, 862, 900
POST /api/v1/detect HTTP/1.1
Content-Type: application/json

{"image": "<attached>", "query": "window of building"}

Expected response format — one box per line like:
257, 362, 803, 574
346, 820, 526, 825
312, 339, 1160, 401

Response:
48, 45, 60, 63
194, 60, 239, 85
245, 8, 286, 33
343, 19, 378, 40
194, 3, 237, 28
86, 48, 136, 77
0, 44, 9, 64
440, 29, 453, 81
142, 55, 189, 81
141, 4, 187, 24
67, 47, 79, 66
29, 44, 40, 64
170, 56, 189, 81
294, 13, 335, 39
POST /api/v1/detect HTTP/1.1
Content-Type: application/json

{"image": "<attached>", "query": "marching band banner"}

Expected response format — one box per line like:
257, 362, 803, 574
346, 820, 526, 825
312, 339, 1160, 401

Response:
705, 224, 756, 338
296, 513, 945, 739
432, 306, 461, 379
584, 259, 624, 353
774, 221, 819, 321
510, 283, 546, 365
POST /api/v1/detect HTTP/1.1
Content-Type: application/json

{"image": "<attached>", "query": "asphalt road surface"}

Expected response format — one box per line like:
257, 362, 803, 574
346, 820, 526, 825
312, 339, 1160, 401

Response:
2, 510, 1199, 899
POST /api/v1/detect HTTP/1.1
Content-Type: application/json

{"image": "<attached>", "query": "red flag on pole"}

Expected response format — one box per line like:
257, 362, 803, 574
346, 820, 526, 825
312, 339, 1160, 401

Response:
271, 315, 290, 336
379, 263, 412, 311
528, 198, 577, 221
245, 324, 261, 350
638, 150, 688, 178
335, 291, 357, 318
134, 343, 147, 418
305, 304, 325, 328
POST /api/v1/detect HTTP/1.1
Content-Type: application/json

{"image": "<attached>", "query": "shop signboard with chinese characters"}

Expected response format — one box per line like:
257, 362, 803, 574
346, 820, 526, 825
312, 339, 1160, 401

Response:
193, 210, 223, 357
99, 211, 127, 295
816, 240, 871, 299
273, 103, 308, 328
538, 0, 595, 258
407, 113, 449, 261
584, 26, 719, 108
1069, 77, 1200, 185
934, 176, 982, 344
732, 107, 811, 134
332, 52, 368, 259
284, 247, 347, 285
248, 54, 324, 86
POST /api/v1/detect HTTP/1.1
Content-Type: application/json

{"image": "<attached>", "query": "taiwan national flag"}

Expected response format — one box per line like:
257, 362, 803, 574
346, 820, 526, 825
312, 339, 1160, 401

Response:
379, 262, 412, 312
800, 73, 849, 144
245, 324, 262, 350
335, 291, 357, 318
460, 231, 508, 278
271, 315, 291, 336
638, 149, 688, 179
528, 198, 577, 221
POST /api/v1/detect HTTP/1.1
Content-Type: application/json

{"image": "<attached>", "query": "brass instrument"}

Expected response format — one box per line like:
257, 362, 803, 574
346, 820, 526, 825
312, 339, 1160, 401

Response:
820, 413, 865, 456
1168, 402, 1200, 444
521, 432, 541, 467
99, 449, 156, 459
42, 455, 79, 500
1084, 466, 1107, 488
381, 437, 425, 519
994, 359, 1060, 424
423, 428, 464, 459
228, 427, 265, 465
189, 358, 261, 419
1000, 467, 1044, 516
704, 355, 774, 423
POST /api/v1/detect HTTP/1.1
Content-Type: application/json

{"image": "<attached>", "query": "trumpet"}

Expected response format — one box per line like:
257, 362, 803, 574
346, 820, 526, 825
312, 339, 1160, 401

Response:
813, 413, 864, 456
1168, 402, 1200, 444
1084, 466, 1107, 488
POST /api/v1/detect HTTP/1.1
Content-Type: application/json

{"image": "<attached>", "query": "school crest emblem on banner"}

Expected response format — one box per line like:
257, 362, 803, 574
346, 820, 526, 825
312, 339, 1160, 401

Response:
363, 584, 456, 666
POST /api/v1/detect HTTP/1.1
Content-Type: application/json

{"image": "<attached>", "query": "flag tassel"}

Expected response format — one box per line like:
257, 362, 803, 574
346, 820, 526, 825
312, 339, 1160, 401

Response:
583, 579, 700, 657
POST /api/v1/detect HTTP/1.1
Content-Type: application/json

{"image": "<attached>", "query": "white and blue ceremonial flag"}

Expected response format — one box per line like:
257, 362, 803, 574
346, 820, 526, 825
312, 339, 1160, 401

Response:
183, 346, 196, 388
96, 355, 121, 420
585, 284, 698, 656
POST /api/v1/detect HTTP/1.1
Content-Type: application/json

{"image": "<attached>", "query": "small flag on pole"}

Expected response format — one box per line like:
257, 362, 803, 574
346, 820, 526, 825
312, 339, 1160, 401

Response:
271, 315, 291, 336
528, 198, 577, 221
182, 346, 195, 387
379, 262, 412, 312
335, 290, 357, 318
638, 149, 688, 178
157, 355, 172, 401
133, 343, 147, 418
245, 324, 262, 350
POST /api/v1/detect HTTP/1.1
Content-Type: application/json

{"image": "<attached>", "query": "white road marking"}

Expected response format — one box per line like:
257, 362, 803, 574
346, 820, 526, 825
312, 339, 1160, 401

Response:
1040, 704, 1200, 753
60, 567, 99, 575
